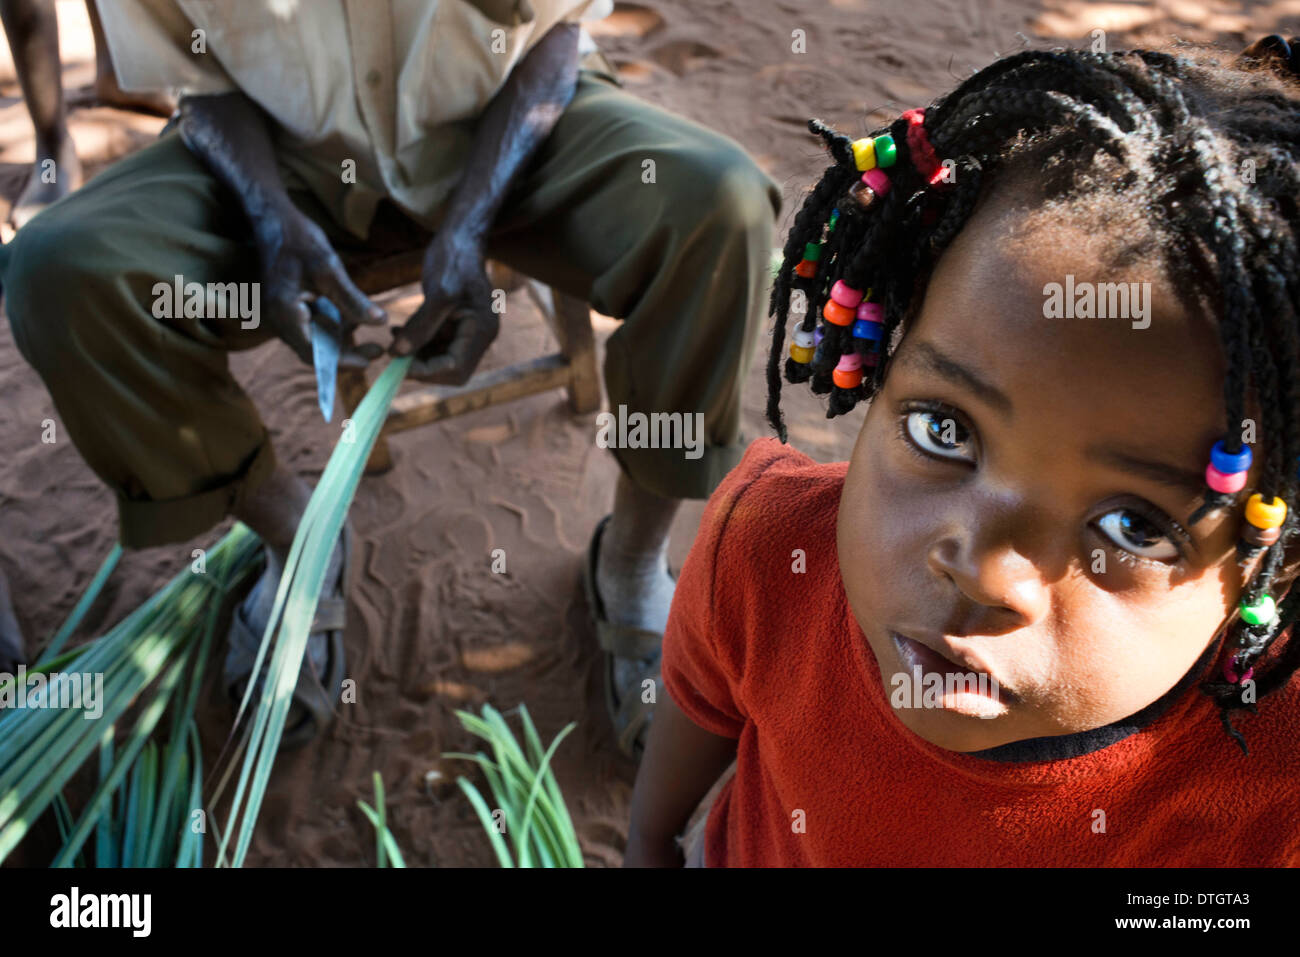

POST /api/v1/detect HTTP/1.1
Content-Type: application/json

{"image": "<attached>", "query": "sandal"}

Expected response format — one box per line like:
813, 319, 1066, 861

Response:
582, 514, 673, 759
223, 523, 352, 750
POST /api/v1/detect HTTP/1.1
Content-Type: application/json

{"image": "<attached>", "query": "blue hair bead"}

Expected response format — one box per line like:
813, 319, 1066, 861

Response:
852, 318, 884, 340
1210, 440, 1252, 475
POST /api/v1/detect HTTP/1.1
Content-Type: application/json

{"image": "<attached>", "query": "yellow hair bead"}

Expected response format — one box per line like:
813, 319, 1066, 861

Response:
851, 138, 877, 172
1245, 493, 1287, 529
789, 343, 814, 364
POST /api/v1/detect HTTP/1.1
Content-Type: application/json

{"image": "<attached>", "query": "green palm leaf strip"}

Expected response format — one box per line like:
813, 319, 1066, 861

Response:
219, 356, 411, 868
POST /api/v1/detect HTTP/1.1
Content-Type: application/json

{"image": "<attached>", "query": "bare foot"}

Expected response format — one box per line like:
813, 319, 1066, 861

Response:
0, 566, 26, 675
92, 69, 175, 117
8, 134, 82, 230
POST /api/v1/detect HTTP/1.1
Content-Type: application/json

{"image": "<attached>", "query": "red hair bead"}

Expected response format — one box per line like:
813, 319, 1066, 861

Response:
832, 352, 863, 389
823, 299, 856, 326
795, 259, 817, 279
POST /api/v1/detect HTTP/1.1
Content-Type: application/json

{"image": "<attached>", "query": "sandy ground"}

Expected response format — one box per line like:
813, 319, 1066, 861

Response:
1, 0, 1297, 867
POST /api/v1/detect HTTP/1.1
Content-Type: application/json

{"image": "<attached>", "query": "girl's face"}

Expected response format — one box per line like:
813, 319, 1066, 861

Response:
838, 188, 1255, 752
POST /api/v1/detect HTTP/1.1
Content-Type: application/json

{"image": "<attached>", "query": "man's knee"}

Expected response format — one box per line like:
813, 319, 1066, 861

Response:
4, 211, 122, 372
660, 141, 782, 241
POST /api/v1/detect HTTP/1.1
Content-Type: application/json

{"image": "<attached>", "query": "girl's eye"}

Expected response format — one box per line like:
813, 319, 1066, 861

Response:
904, 410, 974, 462
1095, 509, 1180, 561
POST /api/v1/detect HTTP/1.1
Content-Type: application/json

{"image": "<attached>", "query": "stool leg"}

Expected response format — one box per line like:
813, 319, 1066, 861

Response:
338, 366, 394, 474
552, 290, 602, 414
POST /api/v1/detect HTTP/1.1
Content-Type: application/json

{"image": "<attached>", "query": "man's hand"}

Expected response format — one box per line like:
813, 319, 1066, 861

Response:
255, 201, 388, 368
384, 20, 582, 384
389, 233, 498, 384
177, 92, 386, 367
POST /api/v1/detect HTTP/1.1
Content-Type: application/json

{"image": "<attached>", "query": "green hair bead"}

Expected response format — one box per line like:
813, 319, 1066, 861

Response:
873, 134, 897, 168
1240, 594, 1276, 626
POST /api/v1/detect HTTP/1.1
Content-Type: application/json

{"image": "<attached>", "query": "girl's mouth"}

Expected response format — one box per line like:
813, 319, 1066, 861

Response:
887, 630, 1017, 718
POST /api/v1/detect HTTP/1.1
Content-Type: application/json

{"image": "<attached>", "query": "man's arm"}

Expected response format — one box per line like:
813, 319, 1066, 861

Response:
177, 93, 384, 362
391, 21, 583, 377
624, 690, 739, 867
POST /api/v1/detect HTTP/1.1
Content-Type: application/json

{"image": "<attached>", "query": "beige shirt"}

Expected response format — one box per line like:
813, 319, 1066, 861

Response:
94, 0, 614, 238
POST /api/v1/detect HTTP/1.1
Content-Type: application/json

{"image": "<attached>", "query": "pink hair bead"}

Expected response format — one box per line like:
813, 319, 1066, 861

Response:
856, 302, 883, 322
862, 349, 879, 367
830, 280, 865, 309
862, 168, 891, 196
835, 352, 862, 371
1223, 655, 1254, 685
1206, 463, 1248, 494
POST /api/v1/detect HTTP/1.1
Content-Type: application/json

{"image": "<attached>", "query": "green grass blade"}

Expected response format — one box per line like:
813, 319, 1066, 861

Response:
36, 543, 122, 667
372, 772, 386, 866
131, 743, 158, 867
48, 656, 188, 868
176, 723, 204, 868
447, 705, 583, 868
94, 727, 116, 868
456, 777, 514, 868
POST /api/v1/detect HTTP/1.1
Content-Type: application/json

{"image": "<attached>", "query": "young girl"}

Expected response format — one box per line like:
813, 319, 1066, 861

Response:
625, 41, 1300, 867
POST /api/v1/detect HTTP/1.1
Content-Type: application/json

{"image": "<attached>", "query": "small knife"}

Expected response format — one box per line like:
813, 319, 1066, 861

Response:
310, 296, 342, 423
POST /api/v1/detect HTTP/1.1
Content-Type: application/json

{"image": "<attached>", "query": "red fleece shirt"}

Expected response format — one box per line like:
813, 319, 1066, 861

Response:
661, 437, 1300, 867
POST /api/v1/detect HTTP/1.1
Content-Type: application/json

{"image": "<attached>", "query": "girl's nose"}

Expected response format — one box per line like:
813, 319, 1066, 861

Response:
926, 535, 1051, 633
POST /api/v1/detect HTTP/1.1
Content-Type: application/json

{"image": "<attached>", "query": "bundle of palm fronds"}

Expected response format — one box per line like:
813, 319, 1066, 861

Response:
0, 357, 412, 867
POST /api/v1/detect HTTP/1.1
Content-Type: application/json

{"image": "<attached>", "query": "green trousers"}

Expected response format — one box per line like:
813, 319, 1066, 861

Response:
1, 68, 782, 548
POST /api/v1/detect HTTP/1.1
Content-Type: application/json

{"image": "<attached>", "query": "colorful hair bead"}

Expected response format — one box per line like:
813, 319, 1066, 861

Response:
873, 134, 897, 168
852, 318, 884, 340
790, 341, 815, 364
851, 138, 877, 172
795, 259, 817, 278
1245, 493, 1287, 530
1240, 593, 1277, 627
1205, 463, 1248, 494
902, 108, 946, 187
803, 241, 822, 262
856, 301, 883, 322
1210, 440, 1252, 475
1242, 523, 1282, 548
1223, 654, 1255, 685
832, 352, 863, 389
830, 281, 865, 308
813, 325, 825, 346
848, 180, 878, 210
823, 299, 856, 325
862, 167, 891, 196
792, 327, 815, 349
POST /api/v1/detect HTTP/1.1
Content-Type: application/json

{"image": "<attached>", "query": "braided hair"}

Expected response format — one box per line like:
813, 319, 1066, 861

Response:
767, 45, 1300, 754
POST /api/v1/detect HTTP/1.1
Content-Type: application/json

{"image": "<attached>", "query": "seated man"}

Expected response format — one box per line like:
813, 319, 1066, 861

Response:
0, 0, 781, 753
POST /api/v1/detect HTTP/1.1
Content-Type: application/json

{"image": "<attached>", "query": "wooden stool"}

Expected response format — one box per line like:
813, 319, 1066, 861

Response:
337, 250, 603, 473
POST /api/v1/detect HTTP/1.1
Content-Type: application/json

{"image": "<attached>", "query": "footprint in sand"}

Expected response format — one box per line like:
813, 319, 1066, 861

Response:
583, 2, 665, 40
647, 39, 725, 77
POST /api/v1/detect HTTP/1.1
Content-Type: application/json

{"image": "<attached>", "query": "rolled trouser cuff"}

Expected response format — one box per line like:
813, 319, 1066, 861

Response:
115, 436, 277, 550
605, 434, 748, 502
